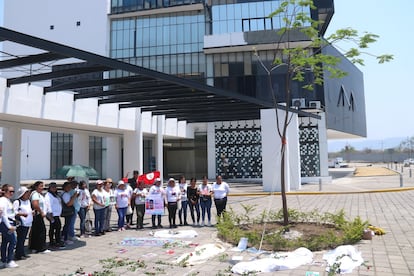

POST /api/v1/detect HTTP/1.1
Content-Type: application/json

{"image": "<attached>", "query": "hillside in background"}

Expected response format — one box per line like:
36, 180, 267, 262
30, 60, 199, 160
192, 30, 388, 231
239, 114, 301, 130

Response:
328, 137, 405, 153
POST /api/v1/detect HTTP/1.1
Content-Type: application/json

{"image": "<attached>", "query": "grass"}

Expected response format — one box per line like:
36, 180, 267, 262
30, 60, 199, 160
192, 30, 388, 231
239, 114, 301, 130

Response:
216, 206, 368, 251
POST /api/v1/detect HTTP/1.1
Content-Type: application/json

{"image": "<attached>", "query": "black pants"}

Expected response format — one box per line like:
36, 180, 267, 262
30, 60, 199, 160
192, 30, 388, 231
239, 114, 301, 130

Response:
214, 197, 228, 217
29, 214, 47, 251
151, 215, 162, 227
126, 201, 134, 225
188, 200, 200, 223
49, 216, 62, 246
167, 202, 178, 227
135, 204, 145, 228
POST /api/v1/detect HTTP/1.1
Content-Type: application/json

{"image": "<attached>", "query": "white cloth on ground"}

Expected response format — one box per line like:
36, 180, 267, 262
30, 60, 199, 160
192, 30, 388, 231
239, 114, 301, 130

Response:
323, 245, 364, 274
231, 247, 313, 274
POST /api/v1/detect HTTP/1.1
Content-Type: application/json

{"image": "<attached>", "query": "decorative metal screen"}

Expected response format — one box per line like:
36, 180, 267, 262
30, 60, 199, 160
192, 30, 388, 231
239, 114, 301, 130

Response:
215, 121, 262, 179
299, 125, 320, 177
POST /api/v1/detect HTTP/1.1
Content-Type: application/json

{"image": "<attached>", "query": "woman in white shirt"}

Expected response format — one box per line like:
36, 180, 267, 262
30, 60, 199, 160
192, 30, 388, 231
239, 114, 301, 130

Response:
44, 182, 64, 249
0, 184, 18, 268
199, 176, 213, 226
178, 176, 188, 226
212, 175, 230, 218
103, 178, 115, 232
91, 180, 106, 236
29, 181, 49, 254
164, 178, 181, 228
133, 180, 148, 230
78, 180, 92, 237
149, 178, 165, 229
13, 186, 33, 260
114, 180, 131, 231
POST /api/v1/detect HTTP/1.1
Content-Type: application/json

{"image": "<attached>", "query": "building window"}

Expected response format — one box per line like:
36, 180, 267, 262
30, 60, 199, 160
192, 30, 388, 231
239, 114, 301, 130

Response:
51, 133, 73, 178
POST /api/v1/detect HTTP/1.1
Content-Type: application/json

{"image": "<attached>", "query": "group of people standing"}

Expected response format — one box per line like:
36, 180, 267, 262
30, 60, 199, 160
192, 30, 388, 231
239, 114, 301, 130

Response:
0, 172, 230, 269
0, 179, 93, 269
149, 175, 230, 229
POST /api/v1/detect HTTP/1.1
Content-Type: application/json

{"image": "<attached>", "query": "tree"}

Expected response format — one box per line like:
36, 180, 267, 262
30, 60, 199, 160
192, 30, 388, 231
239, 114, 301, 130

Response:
255, 0, 392, 226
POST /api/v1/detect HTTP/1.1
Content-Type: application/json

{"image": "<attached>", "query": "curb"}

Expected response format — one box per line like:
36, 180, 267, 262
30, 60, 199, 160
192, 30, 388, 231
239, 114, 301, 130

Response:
228, 186, 414, 196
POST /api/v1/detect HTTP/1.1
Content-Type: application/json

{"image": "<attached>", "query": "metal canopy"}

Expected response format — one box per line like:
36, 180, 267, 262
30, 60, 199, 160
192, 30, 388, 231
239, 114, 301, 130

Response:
0, 27, 319, 123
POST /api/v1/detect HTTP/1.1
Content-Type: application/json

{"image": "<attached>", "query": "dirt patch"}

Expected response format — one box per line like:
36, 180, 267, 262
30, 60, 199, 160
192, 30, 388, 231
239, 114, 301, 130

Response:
222, 222, 343, 251
353, 167, 398, 177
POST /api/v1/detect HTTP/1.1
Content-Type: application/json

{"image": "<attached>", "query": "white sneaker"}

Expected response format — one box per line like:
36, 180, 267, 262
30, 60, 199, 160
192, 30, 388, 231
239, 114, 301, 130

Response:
6, 261, 19, 268
200, 221, 204, 227
40, 249, 51, 254
70, 236, 80, 241
207, 221, 211, 227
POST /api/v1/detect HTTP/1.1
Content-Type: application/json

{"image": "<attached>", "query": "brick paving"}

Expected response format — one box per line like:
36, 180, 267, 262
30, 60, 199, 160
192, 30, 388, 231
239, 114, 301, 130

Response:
3, 165, 414, 275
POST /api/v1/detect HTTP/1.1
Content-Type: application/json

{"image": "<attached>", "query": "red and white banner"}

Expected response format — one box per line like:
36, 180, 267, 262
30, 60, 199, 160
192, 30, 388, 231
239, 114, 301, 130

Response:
138, 171, 161, 185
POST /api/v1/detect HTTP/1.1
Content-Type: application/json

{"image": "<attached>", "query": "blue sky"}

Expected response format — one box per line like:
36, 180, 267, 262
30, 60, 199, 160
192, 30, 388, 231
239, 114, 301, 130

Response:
326, 0, 413, 149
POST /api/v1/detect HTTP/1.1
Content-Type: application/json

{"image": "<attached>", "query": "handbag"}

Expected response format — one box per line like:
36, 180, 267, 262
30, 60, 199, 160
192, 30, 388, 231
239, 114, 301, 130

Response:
126, 205, 133, 215
85, 210, 93, 233
61, 193, 75, 217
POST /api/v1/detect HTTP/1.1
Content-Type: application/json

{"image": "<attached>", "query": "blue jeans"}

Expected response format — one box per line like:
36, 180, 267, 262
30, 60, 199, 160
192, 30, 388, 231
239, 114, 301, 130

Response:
0, 222, 16, 263
178, 200, 188, 224
78, 207, 87, 235
62, 213, 77, 240
94, 208, 105, 234
16, 225, 30, 258
69, 211, 77, 238
200, 198, 212, 222
116, 207, 127, 229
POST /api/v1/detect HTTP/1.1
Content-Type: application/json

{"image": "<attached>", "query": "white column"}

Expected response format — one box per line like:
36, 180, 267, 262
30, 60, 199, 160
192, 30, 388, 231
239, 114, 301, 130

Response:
72, 133, 89, 165
105, 136, 122, 181
123, 109, 143, 178
207, 122, 216, 179
317, 112, 329, 177
2, 126, 22, 189
155, 115, 164, 179
261, 109, 300, 192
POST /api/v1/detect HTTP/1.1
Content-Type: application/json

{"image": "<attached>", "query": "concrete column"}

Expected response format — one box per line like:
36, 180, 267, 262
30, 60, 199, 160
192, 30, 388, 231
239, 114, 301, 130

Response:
261, 108, 300, 192
105, 136, 122, 181
207, 122, 216, 179
155, 115, 165, 179
123, 108, 143, 178
73, 133, 89, 166
2, 126, 22, 189
317, 112, 329, 177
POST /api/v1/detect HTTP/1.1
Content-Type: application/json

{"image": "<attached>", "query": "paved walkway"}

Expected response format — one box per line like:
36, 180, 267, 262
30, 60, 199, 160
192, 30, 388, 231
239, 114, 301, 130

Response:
3, 165, 414, 275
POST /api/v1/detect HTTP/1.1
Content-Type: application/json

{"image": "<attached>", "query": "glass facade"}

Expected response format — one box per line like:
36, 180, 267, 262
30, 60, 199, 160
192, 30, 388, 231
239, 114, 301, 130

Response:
111, 0, 205, 14
211, 0, 309, 34
111, 11, 206, 77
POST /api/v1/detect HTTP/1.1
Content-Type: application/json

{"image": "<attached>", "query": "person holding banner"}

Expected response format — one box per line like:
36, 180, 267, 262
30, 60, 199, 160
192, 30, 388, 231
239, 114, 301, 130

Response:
148, 178, 165, 229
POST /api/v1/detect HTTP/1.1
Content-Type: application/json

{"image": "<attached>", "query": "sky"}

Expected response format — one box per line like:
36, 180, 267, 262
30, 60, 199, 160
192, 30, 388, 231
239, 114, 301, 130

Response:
326, 0, 414, 150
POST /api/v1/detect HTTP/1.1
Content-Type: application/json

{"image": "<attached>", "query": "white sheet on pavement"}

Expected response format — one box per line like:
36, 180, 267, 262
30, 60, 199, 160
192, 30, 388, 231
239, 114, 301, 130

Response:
153, 229, 198, 238
175, 243, 226, 265
231, 247, 313, 274
323, 245, 364, 274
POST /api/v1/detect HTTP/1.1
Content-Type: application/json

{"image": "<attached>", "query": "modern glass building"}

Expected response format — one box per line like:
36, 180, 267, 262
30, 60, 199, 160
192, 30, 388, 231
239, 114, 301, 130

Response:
107, 0, 365, 179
